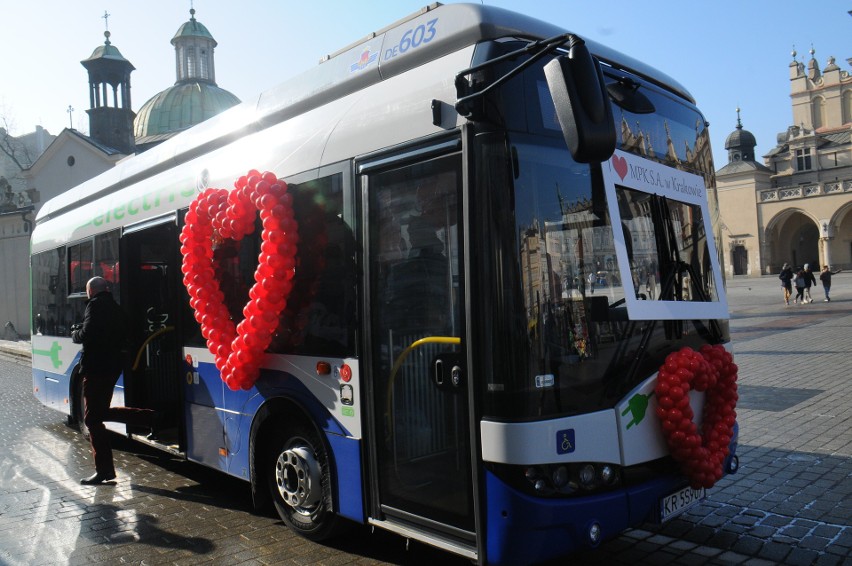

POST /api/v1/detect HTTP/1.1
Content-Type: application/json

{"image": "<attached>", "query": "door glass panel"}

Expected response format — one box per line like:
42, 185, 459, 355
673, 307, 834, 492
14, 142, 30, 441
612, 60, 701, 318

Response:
369, 153, 473, 531
124, 224, 181, 443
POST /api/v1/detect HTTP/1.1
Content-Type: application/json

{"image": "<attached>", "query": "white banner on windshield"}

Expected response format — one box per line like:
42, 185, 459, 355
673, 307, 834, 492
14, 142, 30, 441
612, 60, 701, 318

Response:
601, 149, 729, 321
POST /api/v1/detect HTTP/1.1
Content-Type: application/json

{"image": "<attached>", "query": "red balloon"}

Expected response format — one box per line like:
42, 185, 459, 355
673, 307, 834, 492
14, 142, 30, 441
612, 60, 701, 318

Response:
653, 345, 738, 490
182, 168, 299, 391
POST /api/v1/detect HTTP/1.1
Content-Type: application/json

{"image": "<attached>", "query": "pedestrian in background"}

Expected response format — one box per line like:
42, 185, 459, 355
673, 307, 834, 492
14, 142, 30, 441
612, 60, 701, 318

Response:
779, 262, 794, 305
803, 264, 818, 303
819, 265, 842, 302
793, 267, 806, 304
72, 276, 156, 485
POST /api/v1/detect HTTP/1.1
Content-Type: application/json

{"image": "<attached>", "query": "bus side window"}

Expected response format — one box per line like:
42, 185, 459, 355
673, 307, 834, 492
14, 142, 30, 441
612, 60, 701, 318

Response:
94, 230, 121, 300
270, 173, 356, 357
32, 247, 68, 337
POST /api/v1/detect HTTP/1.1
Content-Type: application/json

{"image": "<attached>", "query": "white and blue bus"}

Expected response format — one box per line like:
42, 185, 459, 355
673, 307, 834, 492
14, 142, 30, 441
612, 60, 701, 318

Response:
31, 4, 739, 564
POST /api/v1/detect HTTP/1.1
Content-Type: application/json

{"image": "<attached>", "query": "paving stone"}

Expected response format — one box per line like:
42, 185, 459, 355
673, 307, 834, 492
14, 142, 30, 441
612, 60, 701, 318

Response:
757, 542, 791, 562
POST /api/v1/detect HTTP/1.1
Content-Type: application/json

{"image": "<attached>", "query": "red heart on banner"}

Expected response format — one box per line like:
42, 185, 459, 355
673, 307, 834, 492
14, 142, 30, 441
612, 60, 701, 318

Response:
180, 170, 299, 390
612, 154, 628, 181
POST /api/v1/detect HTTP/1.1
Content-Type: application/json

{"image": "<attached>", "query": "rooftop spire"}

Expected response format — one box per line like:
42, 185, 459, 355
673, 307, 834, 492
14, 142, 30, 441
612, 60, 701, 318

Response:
102, 10, 111, 45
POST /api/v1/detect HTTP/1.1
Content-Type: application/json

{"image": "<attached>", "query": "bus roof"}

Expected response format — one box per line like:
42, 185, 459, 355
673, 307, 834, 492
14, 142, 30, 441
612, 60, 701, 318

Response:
35, 3, 693, 225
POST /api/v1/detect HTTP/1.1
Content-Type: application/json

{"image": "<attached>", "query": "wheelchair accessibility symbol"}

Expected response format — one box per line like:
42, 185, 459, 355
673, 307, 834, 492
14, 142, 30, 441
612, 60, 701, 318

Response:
556, 429, 575, 455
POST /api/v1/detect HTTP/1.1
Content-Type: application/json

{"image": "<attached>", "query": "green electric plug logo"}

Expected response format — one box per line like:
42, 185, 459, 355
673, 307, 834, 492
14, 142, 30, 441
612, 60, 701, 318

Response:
33, 341, 63, 369
622, 391, 654, 430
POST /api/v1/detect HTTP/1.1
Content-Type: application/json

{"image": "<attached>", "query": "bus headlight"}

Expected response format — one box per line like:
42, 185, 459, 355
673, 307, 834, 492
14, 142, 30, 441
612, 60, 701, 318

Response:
578, 464, 596, 487
600, 464, 617, 485
511, 462, 621, 497
552, 466, 569, 488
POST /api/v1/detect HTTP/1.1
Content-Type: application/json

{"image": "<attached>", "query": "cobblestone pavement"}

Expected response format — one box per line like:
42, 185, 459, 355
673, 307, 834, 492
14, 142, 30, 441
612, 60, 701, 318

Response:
1, 274, 850, 565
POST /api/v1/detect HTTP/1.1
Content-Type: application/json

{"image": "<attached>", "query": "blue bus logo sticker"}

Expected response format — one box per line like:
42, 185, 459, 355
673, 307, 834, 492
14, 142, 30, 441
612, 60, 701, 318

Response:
350, 48, 378, 72
557, 429, 575, 454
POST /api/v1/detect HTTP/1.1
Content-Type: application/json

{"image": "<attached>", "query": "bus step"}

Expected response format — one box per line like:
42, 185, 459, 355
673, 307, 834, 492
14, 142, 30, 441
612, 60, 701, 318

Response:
130, 433, 184, 457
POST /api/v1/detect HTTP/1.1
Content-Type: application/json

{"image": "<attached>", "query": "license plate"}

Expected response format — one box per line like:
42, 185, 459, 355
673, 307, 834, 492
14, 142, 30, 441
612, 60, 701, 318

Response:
659, 486, 705, 522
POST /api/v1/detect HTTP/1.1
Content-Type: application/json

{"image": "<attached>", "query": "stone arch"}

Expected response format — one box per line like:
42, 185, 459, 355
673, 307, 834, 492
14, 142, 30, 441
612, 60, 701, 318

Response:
826, 200, 852, 269
765, 208, 820, 272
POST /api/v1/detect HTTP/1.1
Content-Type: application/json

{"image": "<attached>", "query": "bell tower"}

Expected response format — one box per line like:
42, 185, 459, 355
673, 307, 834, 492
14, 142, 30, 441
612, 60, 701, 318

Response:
80, 11, 136, 154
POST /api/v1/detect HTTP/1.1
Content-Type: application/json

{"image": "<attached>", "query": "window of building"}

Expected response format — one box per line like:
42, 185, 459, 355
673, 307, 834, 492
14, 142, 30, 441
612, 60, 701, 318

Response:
843, 91, 852, 124
796, 148, 812, 171
187, 47, 196, 77
200, 49, 209, 80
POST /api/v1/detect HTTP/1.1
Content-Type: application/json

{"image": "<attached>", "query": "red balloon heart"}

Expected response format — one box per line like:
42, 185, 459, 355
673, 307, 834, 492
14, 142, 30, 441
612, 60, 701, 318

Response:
654, 345, 738, 489
180, 170, 299, 390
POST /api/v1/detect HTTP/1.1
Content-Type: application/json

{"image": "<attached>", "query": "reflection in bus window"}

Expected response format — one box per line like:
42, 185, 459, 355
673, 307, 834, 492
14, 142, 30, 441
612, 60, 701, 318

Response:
512, 136, 626, 366
95, 230, 121, 298
32, 247, 70, 336
68, 240, 93, 295
369, 153, 469, 525
270, 174, 355, 357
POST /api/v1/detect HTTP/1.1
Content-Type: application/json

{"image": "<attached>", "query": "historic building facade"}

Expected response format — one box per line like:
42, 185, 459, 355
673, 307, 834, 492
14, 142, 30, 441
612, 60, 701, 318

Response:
2, 9, 240, 338
717, 48, 852, 277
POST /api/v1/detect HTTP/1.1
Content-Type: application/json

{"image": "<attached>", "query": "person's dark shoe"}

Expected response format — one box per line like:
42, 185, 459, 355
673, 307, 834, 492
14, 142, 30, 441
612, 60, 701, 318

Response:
80, 472, 116, 485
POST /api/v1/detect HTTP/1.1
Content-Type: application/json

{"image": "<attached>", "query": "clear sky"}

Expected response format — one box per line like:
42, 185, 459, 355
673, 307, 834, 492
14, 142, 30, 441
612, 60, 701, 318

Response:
0, 1, 849, 166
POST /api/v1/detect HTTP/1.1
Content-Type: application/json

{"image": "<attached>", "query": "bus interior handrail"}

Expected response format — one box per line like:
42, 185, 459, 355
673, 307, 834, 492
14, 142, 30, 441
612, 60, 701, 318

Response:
385, 335, 461, 418
131, 326, 176, 371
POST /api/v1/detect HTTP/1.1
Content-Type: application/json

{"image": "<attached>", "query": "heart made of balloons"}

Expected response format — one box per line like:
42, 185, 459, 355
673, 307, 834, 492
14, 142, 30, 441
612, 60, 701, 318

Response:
180, 169, 299, 391
654, 344, 738, 489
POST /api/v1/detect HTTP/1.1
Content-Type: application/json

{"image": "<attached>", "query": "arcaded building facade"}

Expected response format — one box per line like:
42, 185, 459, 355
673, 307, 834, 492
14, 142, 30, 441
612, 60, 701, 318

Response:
717, 48, 852, 277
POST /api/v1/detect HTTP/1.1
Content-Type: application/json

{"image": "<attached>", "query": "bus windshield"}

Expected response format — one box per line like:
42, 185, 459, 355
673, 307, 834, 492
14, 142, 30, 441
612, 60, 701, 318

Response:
482, 79, 729, 421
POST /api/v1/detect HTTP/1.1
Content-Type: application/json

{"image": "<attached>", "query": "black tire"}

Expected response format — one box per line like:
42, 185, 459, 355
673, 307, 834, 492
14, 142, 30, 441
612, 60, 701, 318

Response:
266, 421, 340, 541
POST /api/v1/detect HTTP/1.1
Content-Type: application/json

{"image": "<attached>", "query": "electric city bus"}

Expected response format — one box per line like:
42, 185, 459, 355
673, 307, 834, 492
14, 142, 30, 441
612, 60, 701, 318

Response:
31, 4, 739, 564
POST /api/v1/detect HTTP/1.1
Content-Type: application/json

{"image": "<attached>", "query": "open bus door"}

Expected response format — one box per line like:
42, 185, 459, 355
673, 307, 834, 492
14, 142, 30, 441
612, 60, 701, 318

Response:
121, 216, 183, 451
363, 145, 477, 558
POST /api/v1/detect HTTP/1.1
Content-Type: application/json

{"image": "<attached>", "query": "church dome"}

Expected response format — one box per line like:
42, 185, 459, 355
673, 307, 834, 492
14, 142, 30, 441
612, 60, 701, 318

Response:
724, 125, 756, 151
83, 40, 132, 66
724, 109, 757, 163
172, 14, 215, 43
132, 8, 239, 146
133, 83, 239, 138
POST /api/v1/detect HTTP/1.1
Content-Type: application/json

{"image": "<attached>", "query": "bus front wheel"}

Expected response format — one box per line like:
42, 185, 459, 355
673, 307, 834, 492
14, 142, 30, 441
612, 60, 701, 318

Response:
266, 422, 340, 541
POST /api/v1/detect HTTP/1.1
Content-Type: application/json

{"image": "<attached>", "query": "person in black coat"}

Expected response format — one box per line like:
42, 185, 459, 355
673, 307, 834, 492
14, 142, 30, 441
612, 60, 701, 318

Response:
802, 263, 818, 303
72, 277, 155, 485
778, 262, 794, 305
819, 265, 842, 302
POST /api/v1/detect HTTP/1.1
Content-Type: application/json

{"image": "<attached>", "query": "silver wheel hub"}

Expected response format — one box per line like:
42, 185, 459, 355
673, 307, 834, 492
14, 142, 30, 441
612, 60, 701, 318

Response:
275, 446, 322, 510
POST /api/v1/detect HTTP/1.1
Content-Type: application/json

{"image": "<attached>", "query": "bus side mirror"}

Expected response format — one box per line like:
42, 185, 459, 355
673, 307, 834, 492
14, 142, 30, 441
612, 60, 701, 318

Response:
544, 38, 616, 163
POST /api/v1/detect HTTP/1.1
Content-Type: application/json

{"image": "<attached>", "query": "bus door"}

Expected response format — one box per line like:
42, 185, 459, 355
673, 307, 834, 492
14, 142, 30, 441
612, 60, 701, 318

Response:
363, 145, 476, 553
121, 216, 182, 448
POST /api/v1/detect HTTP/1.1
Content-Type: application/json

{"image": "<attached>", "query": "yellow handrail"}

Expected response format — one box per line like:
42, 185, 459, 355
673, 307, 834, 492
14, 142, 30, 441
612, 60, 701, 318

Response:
131, 326, 175, 371
385, 336, 461, 418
